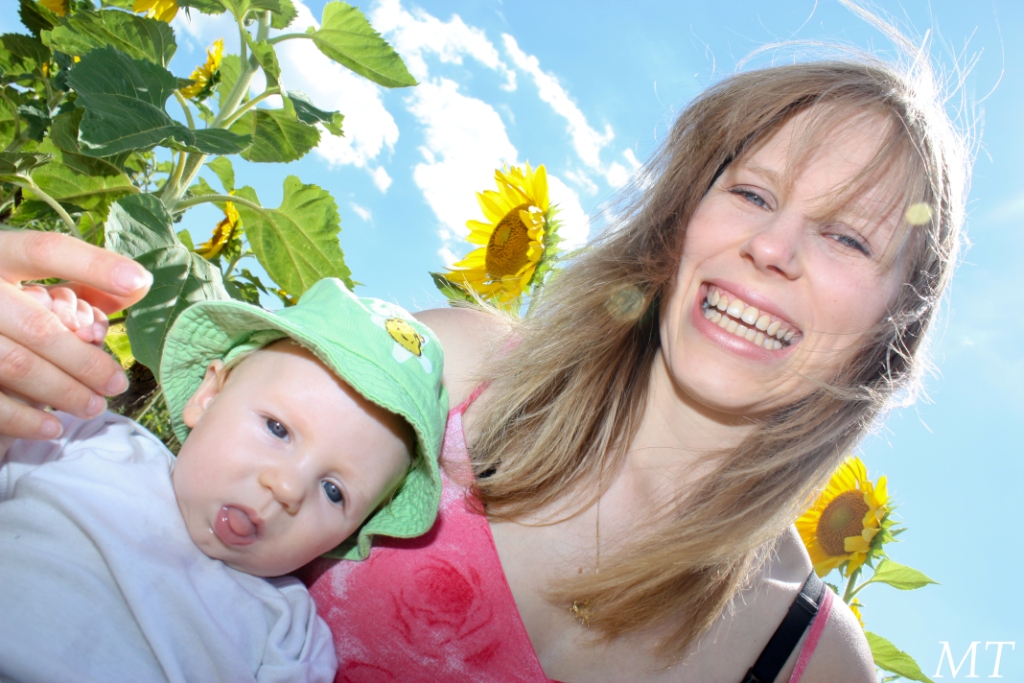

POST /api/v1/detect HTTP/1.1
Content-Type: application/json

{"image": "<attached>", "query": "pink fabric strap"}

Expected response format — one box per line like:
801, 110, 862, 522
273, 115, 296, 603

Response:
788, 586, 834, 683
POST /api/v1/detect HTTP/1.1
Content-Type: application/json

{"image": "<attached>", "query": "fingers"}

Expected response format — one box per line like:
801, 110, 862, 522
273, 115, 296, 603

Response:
0, 391, 63, 440
0, 286, 127, 400
49, 287, 82, 332
1, 231, 151, 310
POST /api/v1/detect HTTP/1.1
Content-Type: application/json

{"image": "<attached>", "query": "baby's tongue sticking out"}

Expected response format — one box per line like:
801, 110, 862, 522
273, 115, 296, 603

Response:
226, 506, 256, 537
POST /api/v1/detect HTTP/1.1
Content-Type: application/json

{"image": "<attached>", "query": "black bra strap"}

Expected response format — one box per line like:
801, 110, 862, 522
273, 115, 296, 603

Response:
740, 572, 826, 683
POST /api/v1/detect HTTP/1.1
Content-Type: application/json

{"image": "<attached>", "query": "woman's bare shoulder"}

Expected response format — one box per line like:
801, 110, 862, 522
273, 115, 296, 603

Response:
769, 528, 875, 683
414, 306, 512, 406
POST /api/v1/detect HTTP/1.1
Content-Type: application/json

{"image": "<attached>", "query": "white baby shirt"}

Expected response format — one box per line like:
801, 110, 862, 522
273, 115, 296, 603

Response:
0, 411, 337, 683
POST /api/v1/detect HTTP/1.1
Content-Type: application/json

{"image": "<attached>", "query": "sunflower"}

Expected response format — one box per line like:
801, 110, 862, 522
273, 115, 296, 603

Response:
196, 201, 241, 260
443, 163, 553, 304
180, 39, 224, 101
39, 0, 68, 16
796, 456, 890, 578
134, 0, 178, 23
848, 599, 865, 629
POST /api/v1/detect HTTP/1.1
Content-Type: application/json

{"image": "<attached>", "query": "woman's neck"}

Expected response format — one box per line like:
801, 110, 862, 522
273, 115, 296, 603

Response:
622, 350, 754, 502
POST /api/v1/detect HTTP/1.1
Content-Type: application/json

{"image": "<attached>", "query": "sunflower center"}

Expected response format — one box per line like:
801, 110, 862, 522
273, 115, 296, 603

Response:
816, 490, 869, 556
485, 203, 533, 278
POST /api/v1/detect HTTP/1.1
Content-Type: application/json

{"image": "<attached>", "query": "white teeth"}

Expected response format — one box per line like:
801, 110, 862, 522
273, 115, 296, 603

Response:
704, 287, 797, 350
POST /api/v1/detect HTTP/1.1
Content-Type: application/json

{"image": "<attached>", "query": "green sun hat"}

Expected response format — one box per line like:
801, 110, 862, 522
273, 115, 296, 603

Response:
159, 278, 447, 561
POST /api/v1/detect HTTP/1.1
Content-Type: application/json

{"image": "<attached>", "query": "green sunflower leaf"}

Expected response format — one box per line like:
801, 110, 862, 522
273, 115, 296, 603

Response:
0, 151, 52, 175
127, 244, 230, 373
67, 46, 251, 157
431, 272, 476, 304
287, 91, 344, 136
105, 193, 178, 259
27, 138, 136, 217
865, 632, 934, 683
0, 33, 50, 76
310, 2, 416, 88
178, 0, 228, 14
216, 54, 243, 111
18, 0, 57, 41
0, 96, 16, 149
206, 156, 235, 193
247, 39, 280, 87
865, 559, 938, 591
233, 176, 353, 296
228, 108, 319, 162
43, 10, 177, 67
250, 0, 297, 29
48, 109, 128, 177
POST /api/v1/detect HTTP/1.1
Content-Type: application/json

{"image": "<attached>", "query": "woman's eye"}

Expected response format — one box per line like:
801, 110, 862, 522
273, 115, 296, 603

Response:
731, 188, 771, 210
265, 418, 289, 440
829, 232, 871, 256
322, 480, 344, 505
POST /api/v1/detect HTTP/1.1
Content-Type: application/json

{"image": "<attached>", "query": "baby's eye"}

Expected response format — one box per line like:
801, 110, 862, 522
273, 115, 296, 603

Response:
322, 480, 344, 505
265, 418, 289, 440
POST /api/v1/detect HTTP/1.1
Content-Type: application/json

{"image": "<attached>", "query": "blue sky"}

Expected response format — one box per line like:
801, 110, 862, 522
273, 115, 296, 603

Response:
5, 0, 1023, 677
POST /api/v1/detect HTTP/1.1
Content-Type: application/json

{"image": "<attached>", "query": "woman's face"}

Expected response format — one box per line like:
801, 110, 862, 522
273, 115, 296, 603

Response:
660, 111, 907, 417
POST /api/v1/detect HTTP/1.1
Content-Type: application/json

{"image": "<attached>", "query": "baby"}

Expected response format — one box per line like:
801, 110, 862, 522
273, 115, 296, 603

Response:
0, 278, 447, 683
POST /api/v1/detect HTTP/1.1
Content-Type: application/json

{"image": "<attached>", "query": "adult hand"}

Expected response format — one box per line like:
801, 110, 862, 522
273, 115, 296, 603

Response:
0, 230, 152, 440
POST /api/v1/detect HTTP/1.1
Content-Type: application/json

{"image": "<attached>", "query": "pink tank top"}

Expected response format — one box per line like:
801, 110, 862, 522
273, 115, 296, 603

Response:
299, 390, 832, 683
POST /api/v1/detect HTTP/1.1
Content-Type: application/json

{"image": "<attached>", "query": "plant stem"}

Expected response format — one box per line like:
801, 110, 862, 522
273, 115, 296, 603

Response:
166, 150, 187, 199
4, 177, 80, 238
220, 87, 279, 127
174, 193, 264, 214
223, 249, 251, 279
842, 566, 863, 604
267, 33, 310, 45
173, 91, 196, 130
131, 389, 163, 423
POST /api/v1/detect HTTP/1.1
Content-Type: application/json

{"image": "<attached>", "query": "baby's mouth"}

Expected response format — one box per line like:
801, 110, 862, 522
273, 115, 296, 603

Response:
700, 285, 801, 351
213, 505, 261, 546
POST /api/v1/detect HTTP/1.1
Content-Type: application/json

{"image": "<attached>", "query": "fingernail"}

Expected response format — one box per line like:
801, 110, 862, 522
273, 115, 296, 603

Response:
87, 394, 107, 417
112, 263, 152, 294
40, 418, 62, 439
105, 372, 129, 396
93, 322, 107, 343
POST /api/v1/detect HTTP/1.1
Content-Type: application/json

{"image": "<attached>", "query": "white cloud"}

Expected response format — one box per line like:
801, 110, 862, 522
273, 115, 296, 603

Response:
406, 78, 518, 247
371, 167, 393, 193
501, 34, 625, 187
370, 0, 516, 90
350, 203, 372, 221
548, 176, 589, 249
564, 168, 599, 196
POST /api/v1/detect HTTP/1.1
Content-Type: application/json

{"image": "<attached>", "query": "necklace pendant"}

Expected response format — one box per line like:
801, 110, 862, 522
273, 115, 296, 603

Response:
570, 599, 592, 628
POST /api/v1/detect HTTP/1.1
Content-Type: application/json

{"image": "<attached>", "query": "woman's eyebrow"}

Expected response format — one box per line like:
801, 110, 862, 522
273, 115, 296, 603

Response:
737, 162, 784, 186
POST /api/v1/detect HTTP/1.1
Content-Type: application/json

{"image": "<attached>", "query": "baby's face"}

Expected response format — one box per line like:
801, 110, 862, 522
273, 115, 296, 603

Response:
172, 341, 412, 577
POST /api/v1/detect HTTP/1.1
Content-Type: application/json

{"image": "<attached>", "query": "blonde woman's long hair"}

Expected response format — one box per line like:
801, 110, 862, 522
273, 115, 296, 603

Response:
466, 56, 967, 661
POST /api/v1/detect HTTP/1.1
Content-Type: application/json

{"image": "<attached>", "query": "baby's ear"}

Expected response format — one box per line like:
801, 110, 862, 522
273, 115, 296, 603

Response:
181, 360, 228, 428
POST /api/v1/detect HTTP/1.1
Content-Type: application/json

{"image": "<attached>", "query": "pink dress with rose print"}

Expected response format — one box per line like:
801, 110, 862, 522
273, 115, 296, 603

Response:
299, 389, 831, 683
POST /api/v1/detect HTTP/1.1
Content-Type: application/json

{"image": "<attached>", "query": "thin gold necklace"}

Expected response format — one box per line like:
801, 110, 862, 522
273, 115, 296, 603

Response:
570, 493, 599, 627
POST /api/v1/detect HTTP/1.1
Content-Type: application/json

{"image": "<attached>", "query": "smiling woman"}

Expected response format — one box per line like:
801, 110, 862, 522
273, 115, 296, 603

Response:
381, 57, 966, 682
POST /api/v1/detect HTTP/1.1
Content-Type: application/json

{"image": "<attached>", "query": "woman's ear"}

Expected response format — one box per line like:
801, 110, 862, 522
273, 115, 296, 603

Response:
181, 359, 228, 428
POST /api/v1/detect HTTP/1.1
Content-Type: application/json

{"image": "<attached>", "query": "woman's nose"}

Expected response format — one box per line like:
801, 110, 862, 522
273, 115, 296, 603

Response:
739, 213, 804, 279
259, 466, 306, 513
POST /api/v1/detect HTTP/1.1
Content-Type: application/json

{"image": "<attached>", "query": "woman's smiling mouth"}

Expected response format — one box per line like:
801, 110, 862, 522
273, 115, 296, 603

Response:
698, 284, 801, 351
